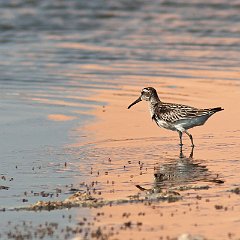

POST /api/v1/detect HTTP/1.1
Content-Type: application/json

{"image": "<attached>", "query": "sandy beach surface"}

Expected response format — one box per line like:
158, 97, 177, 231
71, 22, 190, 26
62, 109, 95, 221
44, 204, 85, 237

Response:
0, 1, 240, 239
1, 79, 240, 240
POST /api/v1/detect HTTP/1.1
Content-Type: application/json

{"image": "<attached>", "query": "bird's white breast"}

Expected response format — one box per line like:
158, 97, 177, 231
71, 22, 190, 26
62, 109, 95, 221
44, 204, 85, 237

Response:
156, 119, 177, 131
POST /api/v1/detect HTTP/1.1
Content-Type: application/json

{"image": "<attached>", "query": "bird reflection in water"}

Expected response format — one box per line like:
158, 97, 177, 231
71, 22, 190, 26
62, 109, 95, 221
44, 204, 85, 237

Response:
153, 146, 224, 189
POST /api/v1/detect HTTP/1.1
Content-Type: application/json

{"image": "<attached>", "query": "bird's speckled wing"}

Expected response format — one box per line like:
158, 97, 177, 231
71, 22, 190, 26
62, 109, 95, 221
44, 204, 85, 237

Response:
153, 102, 213, 123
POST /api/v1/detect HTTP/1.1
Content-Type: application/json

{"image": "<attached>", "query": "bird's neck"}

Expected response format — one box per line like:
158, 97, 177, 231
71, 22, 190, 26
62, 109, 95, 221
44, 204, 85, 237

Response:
150, 93, 160, 105
148, 94, 161, 117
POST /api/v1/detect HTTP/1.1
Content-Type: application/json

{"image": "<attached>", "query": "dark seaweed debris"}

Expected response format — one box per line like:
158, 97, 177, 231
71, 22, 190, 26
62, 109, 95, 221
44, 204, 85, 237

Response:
12, 190, 182, 212
0, 185, 9, 190
229, 187, 240, 195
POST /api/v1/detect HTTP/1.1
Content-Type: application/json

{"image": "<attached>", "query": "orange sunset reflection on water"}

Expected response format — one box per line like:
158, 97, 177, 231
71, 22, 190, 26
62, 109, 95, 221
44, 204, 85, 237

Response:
48, 114, 77, 122
1, 0, 240, 238
69, 78, 240, 239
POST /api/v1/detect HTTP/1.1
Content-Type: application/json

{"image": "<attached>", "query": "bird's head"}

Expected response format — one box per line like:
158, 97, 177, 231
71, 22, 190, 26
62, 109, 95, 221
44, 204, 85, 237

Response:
128, 87, 158, 109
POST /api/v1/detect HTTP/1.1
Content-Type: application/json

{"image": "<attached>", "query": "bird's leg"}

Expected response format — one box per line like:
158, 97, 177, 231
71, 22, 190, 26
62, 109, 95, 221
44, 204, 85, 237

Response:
179, 144, 184, 158
189, 145, 194, 158
178, 131, 183, 147
185, 131, 194, 147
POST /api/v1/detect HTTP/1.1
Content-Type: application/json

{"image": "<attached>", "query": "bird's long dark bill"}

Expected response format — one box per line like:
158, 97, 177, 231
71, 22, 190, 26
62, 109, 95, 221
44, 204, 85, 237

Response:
128, 97, 142, 109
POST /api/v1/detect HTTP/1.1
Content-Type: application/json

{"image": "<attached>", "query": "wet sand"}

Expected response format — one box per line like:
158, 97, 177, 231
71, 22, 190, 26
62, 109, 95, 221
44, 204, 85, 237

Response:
1, 78, 239, 240
77, 79, 240, 239
1, 1, 240, 239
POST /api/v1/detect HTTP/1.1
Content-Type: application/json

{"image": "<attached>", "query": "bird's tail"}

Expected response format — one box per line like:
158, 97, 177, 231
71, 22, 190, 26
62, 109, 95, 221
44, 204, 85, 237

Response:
208, 107, 224, 113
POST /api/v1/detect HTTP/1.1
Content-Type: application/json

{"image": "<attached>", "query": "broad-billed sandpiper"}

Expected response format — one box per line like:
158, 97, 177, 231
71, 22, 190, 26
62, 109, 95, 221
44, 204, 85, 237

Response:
128, 87, 223, 146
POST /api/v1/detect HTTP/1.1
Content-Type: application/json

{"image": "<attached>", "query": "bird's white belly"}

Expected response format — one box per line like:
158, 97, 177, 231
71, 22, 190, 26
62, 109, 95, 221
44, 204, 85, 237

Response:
175, 116, 210, 131
156, 119, 177, 131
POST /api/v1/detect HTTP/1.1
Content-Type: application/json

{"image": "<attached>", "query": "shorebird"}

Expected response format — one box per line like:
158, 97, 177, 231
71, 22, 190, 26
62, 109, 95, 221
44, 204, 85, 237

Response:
128, 87, 223, 146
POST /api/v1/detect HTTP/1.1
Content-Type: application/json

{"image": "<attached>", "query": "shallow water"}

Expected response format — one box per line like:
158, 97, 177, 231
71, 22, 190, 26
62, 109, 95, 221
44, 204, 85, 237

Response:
0, 0, 240, 239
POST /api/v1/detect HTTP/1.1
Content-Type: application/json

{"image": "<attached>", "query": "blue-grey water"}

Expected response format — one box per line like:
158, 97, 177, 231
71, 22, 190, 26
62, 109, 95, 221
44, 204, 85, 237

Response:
0, 1, 240, 239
